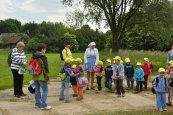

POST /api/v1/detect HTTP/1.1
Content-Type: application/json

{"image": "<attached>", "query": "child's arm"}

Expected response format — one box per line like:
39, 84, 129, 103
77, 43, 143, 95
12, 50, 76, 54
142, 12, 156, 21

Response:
119, 65, 125, 79
150, 63, 154, 69
153, 78, 158, 93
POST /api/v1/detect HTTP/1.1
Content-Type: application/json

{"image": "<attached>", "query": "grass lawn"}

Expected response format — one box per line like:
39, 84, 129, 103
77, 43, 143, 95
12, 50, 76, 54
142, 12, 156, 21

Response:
0, 49, 167, 90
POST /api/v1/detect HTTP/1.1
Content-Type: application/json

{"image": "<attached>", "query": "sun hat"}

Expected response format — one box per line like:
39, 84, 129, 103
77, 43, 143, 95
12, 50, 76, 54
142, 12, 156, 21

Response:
144, 58, 149, 62
88, 42, 96, 47
106, 59, 111, 63
158, 68, 165, 73
136, 62, 142, 66
113, 56, 121, 61
125, 58, 130, 63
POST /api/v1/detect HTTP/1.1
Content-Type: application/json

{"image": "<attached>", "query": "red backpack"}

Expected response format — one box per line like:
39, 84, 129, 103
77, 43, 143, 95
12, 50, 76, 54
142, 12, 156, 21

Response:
28, 58, 42, 75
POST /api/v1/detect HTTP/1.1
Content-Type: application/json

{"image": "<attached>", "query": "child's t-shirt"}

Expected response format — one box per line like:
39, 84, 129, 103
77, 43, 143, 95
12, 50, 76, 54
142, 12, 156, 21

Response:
104, 65, 113, 78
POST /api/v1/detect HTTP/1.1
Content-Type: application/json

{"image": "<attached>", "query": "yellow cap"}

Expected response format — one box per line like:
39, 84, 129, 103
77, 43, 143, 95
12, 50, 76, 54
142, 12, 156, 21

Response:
75, 58, 82, 63
113, 56, 121, 61
125, 58, 130, 63
168, 60, 173, 64
136, 62, 142, 66
97, 60, 103, 66
106, 59, 111, 63
170, 63, 173, 68
65, 58, 72, 63
120, 60, 124, 64
158, 68, 165, 73
144, 58, 149, 62
72, 64, 77, 69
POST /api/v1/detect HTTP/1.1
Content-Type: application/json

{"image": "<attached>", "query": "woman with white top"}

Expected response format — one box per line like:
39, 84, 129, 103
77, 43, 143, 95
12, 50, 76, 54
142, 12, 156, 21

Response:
84, 42, 99, 90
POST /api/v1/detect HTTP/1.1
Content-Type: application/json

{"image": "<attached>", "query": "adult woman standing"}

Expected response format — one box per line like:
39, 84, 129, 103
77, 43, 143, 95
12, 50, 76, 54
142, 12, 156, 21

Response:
167, 44, 173, 65
11, 42, 27, 98
84, 42, 99, 90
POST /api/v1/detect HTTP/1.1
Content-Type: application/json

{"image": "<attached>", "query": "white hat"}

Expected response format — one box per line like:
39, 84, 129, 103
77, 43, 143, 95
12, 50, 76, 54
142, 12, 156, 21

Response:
88, 42, 96, 47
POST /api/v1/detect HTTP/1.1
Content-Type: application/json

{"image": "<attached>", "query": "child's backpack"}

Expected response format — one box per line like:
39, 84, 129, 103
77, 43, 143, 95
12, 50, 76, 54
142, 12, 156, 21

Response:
7, 52, 12, 67
77, 77, 88, 88
152, 77, 167, 94
28, 58, 42, 75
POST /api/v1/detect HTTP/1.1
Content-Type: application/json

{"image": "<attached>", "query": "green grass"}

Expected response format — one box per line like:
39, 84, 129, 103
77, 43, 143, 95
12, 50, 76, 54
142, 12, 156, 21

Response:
0, 49, 167, 90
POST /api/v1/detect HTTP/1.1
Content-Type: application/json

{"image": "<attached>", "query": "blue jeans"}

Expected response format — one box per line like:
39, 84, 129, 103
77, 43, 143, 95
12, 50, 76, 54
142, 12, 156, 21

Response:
156, 92, 166, 109
34, 80, 48, 108
60, 82, 70, 101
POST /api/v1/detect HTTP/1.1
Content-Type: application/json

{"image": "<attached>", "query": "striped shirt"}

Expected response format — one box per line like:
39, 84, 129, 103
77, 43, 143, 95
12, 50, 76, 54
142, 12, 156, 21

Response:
10, 48, 27, 70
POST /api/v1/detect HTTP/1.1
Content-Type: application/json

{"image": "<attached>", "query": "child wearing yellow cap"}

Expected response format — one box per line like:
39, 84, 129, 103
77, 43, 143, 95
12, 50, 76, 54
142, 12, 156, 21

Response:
134, 62, 144, 93
141, 58, 154, 90
93, 60, 104, 91
112, 56, 125, 97
104, 59, 113, 90
59, 58, 74, 103
153, 68, 168, 111
124, 58, 134, 89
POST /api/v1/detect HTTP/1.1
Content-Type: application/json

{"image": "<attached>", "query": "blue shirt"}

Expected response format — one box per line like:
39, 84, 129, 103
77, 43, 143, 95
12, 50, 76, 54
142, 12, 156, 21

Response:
134, 67, 144, 81
153, 75, 168, 93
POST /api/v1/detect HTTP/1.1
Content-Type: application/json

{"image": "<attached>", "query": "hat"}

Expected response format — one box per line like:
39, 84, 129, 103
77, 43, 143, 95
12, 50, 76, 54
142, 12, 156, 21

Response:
65, 58, 72, 63
170, 63, 173, 68
106, 59, 111, 63
97, 60, 103, 66
120, 60, 124, 64
168, 60, 173, 64
125, 58, 130, 63
158, 68, 165, 73
16, 42, 25, 48
113, 56, 121, 61
136, 62, 142, 66
88, 42, 96, 47
144, 58, 149, 62
75, 58, 82, 63
72, 64, 77, 69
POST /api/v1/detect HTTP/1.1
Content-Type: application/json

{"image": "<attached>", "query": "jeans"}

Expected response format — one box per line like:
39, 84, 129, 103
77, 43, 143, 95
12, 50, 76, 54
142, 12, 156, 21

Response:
34, 80, 48, 108
96, 76, 102, 90
11, 69, 24, 95
105, 78, 112, 89
60, 82, 70, 101
136, 81, 143, 92
156, 93, 166, 109
114, 79, 125, 95
126, 76, 134, 88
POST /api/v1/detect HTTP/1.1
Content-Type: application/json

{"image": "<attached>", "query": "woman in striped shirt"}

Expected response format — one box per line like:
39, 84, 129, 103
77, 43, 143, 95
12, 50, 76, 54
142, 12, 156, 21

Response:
11, 42, 27, 98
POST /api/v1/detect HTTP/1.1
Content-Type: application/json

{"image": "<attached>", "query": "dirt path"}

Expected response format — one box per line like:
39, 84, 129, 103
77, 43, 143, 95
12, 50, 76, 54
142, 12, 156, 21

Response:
0, 78, 171, 115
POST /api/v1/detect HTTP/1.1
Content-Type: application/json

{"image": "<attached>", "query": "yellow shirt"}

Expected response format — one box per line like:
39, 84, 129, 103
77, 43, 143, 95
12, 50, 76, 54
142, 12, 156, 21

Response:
62, 47, 73, 60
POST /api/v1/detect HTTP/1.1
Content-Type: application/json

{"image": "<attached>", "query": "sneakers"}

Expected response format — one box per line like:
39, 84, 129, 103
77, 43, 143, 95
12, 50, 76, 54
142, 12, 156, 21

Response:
20, 93, 26, 96
158, 108, 163, 111
91, 87, 95, 90
76, 96, 83, 101
40, 106, 51, 110
122, 94, 125, 97
86, 87, 90, 90
166, 102, 172, 106
59, 98, 64, 101
163, 108, 167, 111
14, 95, 20, 98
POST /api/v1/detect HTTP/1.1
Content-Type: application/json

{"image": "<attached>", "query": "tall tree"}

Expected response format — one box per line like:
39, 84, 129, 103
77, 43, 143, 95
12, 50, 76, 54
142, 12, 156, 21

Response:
62, 0, 145, 52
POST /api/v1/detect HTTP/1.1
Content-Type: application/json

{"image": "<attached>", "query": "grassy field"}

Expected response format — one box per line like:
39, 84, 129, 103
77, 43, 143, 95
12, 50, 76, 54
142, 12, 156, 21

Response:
0, 49, 167, 90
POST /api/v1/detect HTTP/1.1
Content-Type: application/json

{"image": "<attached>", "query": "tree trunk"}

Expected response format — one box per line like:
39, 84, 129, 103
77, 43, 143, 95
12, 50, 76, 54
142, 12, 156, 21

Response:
111, 30, 120, 53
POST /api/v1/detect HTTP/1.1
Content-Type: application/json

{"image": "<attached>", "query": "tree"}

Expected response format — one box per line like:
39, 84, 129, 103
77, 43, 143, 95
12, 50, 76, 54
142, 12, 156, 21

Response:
62, 0, 145, 52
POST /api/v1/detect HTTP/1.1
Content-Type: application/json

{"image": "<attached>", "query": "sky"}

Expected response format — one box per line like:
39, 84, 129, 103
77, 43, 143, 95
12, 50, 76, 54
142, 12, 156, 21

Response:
0, 0, 71, 23
0, 0, 108, 32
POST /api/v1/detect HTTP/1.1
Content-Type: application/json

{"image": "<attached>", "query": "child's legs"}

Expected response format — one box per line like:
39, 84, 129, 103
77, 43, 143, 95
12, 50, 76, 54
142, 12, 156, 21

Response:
78, 87, 83, 96
91, 72, 95, 88
34, 81, 41, 107
108, 78, 112, 89
144, 75, 148, 89
169, 87, 173, 104
161, 93, 166, 109
136, 81, 139, 92
116, 80, 121, 95
96, 76, 102, 90
40, 81, 48, 108
64, 83, 70, 101
126, 77, 130, 88
105, 78, 109, 88
119, 80, 125, 94
87, 72, 90, 87
130, 77, 134, 88
139, 81, 143, 91
156, 93, 162, 109
60, 82, 65, 99
72, 85, 78, 95
168, 88, 171, 103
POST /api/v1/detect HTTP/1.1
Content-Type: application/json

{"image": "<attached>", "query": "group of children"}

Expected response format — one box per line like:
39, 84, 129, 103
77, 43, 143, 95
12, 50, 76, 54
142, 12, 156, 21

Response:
59, 56, 155, 102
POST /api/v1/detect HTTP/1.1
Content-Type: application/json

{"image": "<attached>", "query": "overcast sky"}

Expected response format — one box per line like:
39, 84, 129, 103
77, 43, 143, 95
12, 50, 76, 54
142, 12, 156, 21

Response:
0, 0, 108, 32
0, 0, 70, 23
